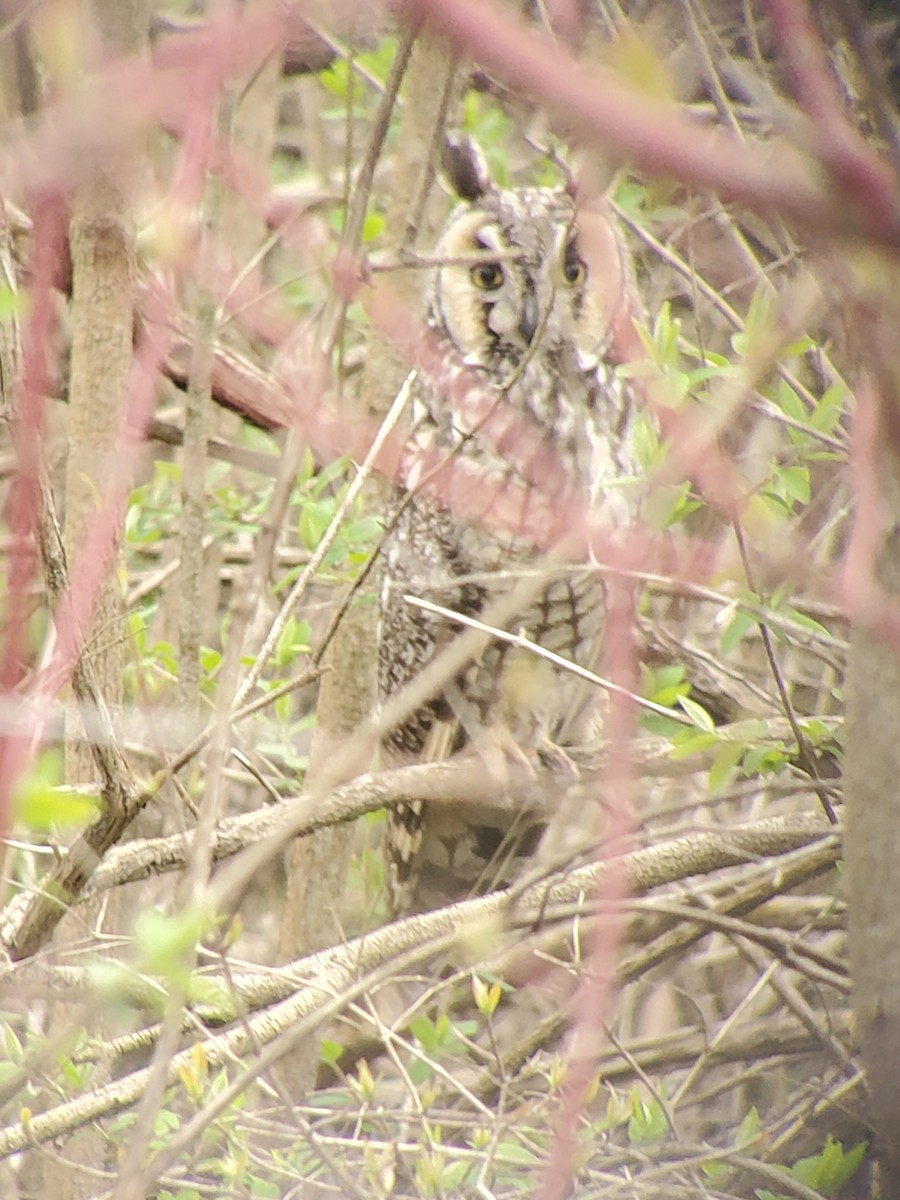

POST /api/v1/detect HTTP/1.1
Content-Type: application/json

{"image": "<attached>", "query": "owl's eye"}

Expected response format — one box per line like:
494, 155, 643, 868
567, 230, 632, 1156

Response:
471, 261, 504, 290
562, 243, 587, 287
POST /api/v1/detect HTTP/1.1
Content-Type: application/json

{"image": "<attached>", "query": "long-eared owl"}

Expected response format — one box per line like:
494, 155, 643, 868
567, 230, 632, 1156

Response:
379, 178, 643, 915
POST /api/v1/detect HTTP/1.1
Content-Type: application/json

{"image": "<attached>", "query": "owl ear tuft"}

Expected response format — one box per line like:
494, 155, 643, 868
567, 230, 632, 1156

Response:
442, 133, 492, 202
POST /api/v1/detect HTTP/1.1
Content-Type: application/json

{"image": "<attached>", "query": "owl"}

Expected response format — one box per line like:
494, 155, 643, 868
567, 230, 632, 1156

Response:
379, 181, 642, 915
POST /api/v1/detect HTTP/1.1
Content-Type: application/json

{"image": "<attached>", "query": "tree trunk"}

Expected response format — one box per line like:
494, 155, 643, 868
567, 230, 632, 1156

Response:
845, 383, 900, 1191
276, 29, 461, 1094
43, 4, 148, 1196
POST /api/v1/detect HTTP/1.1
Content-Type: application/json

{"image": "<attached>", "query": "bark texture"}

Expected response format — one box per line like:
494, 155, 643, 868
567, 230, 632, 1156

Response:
48, 3, 148, 1196
845, 397, 900, 1193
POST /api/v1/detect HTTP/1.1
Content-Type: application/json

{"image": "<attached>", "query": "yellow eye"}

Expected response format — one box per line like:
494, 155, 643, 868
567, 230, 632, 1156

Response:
471, 262, 504, 290
562, 245, 586, 286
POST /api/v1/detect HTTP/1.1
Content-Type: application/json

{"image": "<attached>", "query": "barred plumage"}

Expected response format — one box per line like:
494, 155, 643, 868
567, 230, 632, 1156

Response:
379, 185, 642, 914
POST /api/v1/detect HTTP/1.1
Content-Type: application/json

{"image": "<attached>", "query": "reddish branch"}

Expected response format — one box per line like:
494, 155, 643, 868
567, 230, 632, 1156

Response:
397, 0, 900, 246
764, 0, 900, 234
0, 200, 66, 850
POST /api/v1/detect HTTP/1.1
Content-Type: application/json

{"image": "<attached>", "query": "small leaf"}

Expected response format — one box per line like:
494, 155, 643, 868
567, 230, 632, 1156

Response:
0, 285, 21, 319
199, 646, 222, 674
780, 465, 810, 505
13, 751, 101, 832
642, 711, 688, 738
627, 1093, 667, 1145
156, 459, 182, 483
720, 609, 756, 657
791, 1136, 867, 1192
2, 1024, 23, 1064
775, 377, 809, 422
154, 1109, 179, 1137
472, 974, 502, 1017
250, 1179, 281, 1199
441, 1160, 472, 1191
469, 1126, 491, 1150
700, 1158, 727, 1183
495, 1142, 540, 1165
18, 785, 102, 832
809, 383, 848, 436
743, 744, 787, 776
186, 974, 231, 1009
133, 905, 209, 981
676, 695, 715, 732
782, 606, 831, 639
410, 1016, 437, 1051
298, 499, 334, 551
319, 1039, 343, 1067
668, 730, 718, 759
735, 1105, 762, 1149
362, 211, 384, 242
709, 741, 744, 793
355, 1059, 375, 1101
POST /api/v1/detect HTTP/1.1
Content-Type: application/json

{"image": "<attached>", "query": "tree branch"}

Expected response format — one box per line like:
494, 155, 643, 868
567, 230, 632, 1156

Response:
0, 808, 837, 1159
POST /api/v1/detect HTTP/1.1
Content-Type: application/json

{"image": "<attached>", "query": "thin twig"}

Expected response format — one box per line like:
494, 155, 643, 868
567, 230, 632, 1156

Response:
403, 593, 694, 725
732, 517, 837, 824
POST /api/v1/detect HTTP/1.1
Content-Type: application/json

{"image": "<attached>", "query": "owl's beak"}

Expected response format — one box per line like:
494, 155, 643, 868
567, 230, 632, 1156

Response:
518, 291, 539, 346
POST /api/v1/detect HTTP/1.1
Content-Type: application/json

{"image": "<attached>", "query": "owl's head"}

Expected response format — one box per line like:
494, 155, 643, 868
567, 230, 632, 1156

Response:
428, 187, 618, 372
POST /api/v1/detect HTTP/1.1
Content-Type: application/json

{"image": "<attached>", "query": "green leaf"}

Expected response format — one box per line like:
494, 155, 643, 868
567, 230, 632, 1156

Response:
742, 744, 787, 776
779, 465, 810, 505
676, 695, 715, 732
156, 459, 182, 483
627, 1092, 667, 1145
199, 646, 222, 675
774, 377, 809, 422
472, 974, 502, 1017
440, 1158, 473, 1191
612, 178, 648, 217
2, 1023, 23, 1064
151, 640, 178, 676
709, 740, 744, 793
154, 1108, 180, 1137
809, 382, 848, 436
18, 784, 102, 832
13, 751, 102, 832
134, 905, 210, 982
495, 1142, 540, 1165
274, 615, 310, 668
668, 730, 719, 759
643, 712, 691, 738
185, 974, 232, 1009
298, 499, 335, 551
362, 211, 384, 242
410, 1016, 438, 1052
642, 662, 689, 707
735, 1105, 762, 1148
684, 364, 729, 388
250, 1179, 281, 1198
792, 1136, 867, 1192
739, 283, 778, 349
700, 1158, 727, 1183
0, 285, 21, 319
782, 606, 831, 639
642, 480, 699, 530
319, 1039, 343, 1067
320, 60, 350, 99
720, 608, 756, 657
756, 1137, 866, 1200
